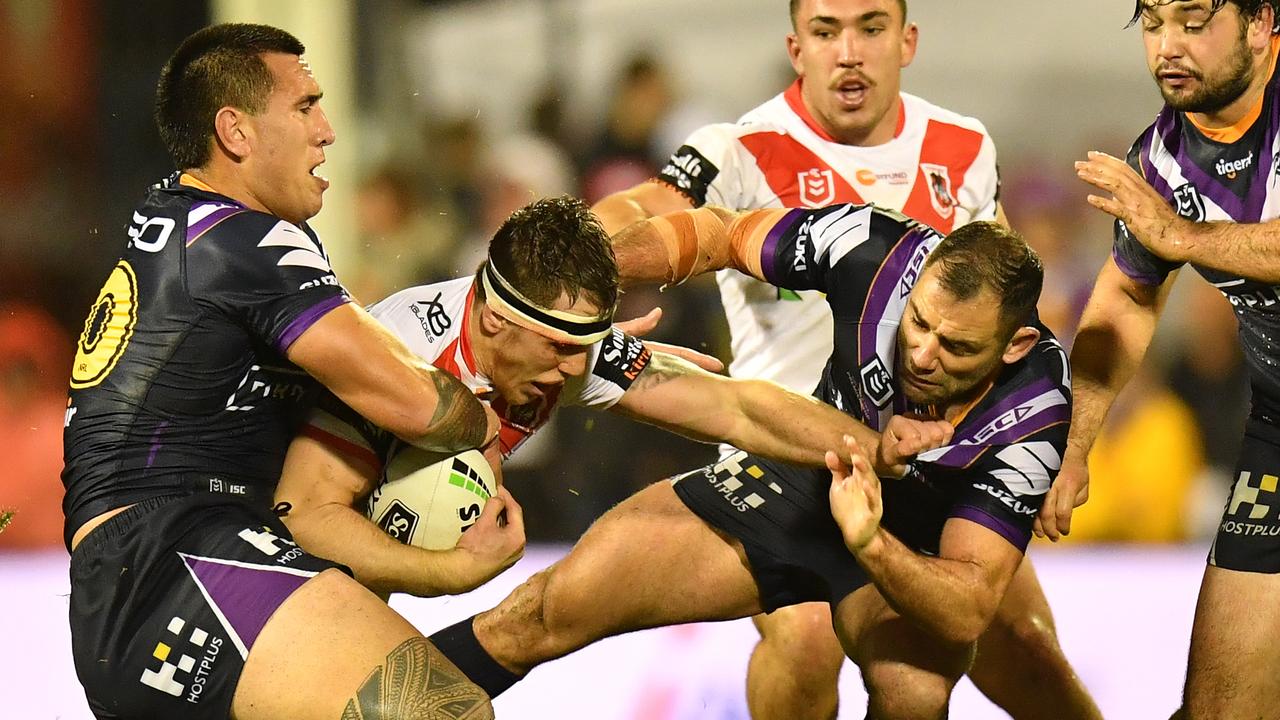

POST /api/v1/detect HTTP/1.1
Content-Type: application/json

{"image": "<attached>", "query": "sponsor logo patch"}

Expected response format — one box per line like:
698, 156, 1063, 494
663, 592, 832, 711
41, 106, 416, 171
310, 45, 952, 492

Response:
594, 328, 652, 389
657, 145, 720, 206
411, 292, 452, 340
139, 616, 225, 704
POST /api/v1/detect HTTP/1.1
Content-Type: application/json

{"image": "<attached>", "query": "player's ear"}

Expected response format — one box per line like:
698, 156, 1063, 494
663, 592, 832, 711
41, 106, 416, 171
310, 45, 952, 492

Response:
478, 305, 507, 336
213, 106, 252, 161
1249, 6, 1275, 53
786, 31, 804, 76
900, 22, 919, 68
1001, 325, 1040, 365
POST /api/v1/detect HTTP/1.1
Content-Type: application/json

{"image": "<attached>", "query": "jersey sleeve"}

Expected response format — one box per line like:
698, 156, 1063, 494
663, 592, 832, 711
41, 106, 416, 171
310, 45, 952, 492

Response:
187, 212, 350, 353
655, 123, 755, 209
299, 390, 398, 475
1111, 135, 1182, 285
570, 327, 654, 408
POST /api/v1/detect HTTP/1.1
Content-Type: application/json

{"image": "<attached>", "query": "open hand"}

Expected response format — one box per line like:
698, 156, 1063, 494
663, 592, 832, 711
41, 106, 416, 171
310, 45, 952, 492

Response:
828, 435, 883, 553
1076, 150, 1193, 262
614, 307, 725, 373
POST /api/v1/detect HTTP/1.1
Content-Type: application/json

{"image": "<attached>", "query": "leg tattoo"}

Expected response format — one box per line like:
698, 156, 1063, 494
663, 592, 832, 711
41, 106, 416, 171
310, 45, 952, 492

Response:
341, 638, 493, 720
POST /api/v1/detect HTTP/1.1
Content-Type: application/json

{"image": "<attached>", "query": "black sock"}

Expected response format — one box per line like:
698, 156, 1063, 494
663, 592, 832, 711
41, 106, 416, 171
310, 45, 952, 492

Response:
429, 616, 522, 698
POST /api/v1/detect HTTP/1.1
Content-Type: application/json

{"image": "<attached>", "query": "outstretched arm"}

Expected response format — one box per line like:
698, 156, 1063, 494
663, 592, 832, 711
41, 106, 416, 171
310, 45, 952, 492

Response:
1035, 257, 1174, 540
592, 180, 695, 235
611, 206, 793, 288
611, 351, 951, 472
275, 432, 524, 597
1078, 150, 1280, 281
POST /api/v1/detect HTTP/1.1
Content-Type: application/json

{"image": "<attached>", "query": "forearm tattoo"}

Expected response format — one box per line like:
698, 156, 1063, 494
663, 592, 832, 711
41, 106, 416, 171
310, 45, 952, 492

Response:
628, 352, 688, 392
413, 371, 489, 453
342, 638, 493, 720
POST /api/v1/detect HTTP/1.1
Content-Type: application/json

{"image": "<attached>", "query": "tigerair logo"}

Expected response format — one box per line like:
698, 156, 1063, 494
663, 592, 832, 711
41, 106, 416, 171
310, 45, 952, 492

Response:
139, 616, 224, 703
1215, 151, 1253, 179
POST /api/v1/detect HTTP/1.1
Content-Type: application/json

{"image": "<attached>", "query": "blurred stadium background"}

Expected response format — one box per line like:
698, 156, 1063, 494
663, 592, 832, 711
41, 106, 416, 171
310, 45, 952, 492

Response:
1, 0, 1237, 716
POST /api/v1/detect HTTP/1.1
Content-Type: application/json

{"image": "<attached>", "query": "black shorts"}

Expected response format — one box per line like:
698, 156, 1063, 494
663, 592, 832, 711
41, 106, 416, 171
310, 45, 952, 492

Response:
672, 451, 951, 611
1211, 413, 1280, 572
69, 493, 348, 719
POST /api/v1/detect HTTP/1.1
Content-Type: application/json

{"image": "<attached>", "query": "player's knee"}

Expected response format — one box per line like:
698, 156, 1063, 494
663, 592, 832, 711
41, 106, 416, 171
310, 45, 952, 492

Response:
986, 610, 1063, 664
864, 665, 952, 720
760, 608, 845, 675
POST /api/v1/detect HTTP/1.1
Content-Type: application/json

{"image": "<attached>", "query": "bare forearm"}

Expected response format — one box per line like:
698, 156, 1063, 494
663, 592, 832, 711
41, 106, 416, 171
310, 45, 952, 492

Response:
1067, 266, 1164, 456
852, 530, 997, 645
402, 369, 491, 453
1181, 219, 1280, 282
611, 219, 684, 287
728, 380, 876, 467
284, 502, 471, 597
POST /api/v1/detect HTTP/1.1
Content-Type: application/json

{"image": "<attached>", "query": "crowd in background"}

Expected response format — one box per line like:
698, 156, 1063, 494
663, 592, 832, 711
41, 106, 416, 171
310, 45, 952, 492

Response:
0, 1, 1250, 549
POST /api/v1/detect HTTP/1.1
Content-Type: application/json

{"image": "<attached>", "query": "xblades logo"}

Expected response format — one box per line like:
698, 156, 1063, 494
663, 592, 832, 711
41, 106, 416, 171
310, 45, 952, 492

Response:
411, 293, 451, 339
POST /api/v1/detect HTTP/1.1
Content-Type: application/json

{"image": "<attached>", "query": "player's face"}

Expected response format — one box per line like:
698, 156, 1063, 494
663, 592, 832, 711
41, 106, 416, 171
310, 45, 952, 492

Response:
490, 294, 598, 406
1140, 1, 1257, 113
895, 267, 1009, 407
787, 0, 917, 145
243, 53, 335, 225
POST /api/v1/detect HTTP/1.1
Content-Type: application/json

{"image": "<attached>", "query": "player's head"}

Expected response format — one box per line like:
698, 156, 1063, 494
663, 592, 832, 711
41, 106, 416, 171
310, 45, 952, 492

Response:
1131, 0, 1277, 113
474, 196, 618, 405
155, 23, 335, 224
786, 0, 917, 146
896, 222, 1043, 407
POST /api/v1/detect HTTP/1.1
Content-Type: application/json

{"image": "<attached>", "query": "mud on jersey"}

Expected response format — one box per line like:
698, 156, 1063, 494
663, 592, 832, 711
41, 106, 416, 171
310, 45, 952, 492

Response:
304, 277, 652, 474
62, 174, 350, 548
1113, 44, 1280, 408
655, 81, 999, 394
749, 203, 1070, 549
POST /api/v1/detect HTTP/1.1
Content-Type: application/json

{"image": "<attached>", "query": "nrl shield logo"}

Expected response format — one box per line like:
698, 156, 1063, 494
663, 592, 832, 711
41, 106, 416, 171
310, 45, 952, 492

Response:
798, 168, 836, 207
921, 163, 958, 219
860, 356, 894, 409
1172, 183, 1206, 221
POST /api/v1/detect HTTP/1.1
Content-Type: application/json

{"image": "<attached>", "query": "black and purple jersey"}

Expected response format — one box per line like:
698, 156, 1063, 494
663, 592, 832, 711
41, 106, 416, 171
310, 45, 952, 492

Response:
748, 203, 1071, 550
1113, 54, 1280, 408
61, 174, 350, 548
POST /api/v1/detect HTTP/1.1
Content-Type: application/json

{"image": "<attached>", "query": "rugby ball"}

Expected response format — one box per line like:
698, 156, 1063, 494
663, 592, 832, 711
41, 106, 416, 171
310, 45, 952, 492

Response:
366, 447, 494, 550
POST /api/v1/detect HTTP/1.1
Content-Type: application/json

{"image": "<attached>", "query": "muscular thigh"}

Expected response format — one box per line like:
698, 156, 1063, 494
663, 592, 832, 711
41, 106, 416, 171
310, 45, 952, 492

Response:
233, 569, 488, 720
542, 479, 765, 632
1185, 566, 1280, 716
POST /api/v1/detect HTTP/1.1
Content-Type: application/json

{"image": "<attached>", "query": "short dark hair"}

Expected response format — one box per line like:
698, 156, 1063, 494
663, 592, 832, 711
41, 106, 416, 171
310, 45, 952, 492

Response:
923, 221, 1043, 337
1128, 0, 1280, 33
155, 23, 306, 170
479, 196, 619, 314
789, 0, 908, 29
